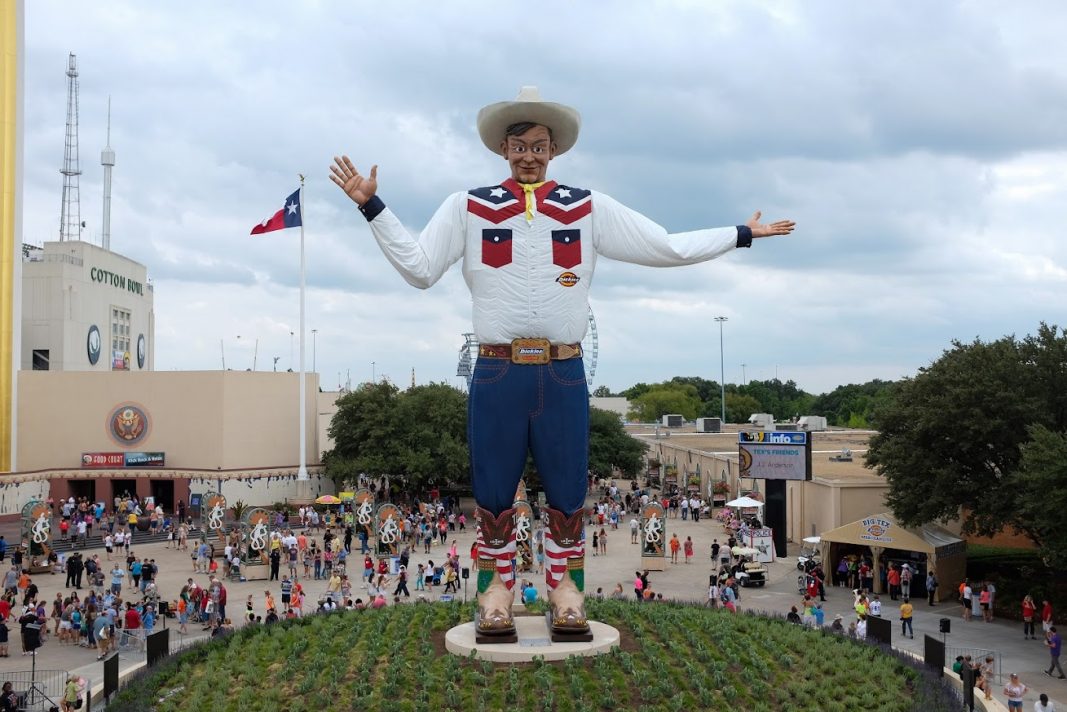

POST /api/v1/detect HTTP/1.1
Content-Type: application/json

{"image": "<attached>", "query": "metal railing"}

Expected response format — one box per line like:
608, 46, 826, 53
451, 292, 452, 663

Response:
116, 627, 147, 652
0, 668, 76, 711
945, 644, 1002, 686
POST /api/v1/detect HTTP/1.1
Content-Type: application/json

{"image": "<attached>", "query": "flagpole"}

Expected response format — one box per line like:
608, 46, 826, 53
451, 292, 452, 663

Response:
297, 176, 308, 482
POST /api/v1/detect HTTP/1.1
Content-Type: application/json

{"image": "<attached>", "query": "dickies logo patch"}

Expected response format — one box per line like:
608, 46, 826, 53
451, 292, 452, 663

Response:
556, 271, 580, 287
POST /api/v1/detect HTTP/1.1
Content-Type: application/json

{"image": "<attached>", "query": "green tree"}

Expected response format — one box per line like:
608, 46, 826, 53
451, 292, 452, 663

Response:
810, 380, 898, 427
393, 383, 469, 491
725, 392, 762, 423
588, 406, 648, 478
618, 382, 652, 400
324, 381, 468, 493
627, 384, 701, 421
1015, 425, 1067, 568
591, 385, 613, 397
666, 376, 719, 404
866, 323, 1067, 557
324, 380, 403, 486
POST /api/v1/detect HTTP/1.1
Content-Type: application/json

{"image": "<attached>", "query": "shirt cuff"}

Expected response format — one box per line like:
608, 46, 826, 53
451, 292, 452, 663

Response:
735, 225, 753, 248
359, 196, 386, 222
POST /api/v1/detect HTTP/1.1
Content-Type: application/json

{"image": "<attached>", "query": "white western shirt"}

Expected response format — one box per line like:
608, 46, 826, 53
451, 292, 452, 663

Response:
361, 178, 750, 345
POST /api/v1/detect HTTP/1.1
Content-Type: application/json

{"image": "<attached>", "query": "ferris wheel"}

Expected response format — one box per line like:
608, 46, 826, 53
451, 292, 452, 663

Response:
582, 307, 599, 389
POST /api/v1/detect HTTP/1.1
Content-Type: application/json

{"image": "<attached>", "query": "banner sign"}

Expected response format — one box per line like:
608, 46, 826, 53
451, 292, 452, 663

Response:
748, 527, 776, 563
82, 452, 165, 468
738, 430, 812, 481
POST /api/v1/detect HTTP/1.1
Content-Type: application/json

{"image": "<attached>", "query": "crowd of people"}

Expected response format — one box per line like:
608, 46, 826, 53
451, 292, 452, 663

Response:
0, 487, 1060, 710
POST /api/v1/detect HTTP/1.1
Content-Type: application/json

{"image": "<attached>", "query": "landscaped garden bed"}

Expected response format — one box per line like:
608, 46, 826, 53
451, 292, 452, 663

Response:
108, 599, 960, 711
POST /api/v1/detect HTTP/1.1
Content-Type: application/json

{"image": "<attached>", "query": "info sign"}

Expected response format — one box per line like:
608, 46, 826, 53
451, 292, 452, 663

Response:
738, 431, 812, 481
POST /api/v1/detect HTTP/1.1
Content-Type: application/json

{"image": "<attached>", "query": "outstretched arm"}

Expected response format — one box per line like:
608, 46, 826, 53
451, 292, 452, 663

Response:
593, 192, 795, 267
329, 156, 377, 206
746, 211, 795, 239
329, 154, 465, 289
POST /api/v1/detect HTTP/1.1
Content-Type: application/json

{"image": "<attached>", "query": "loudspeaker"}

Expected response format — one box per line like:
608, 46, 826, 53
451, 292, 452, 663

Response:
461, 567, 470, 580
939, 617, 951, 634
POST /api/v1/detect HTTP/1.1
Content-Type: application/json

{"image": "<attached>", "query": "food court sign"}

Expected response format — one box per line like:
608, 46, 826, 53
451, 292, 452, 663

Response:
82, 452, 165, 468
860, 517, 893, 543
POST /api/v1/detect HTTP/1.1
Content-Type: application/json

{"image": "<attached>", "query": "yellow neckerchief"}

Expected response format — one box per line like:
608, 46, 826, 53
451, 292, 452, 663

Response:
519, 181, 545, 221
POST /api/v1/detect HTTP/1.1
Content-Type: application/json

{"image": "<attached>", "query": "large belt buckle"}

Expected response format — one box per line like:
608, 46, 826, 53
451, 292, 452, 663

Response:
511, 338, 551, 365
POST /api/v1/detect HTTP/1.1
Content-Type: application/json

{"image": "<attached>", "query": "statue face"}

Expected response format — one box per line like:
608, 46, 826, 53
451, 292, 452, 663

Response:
501, 124, 556, 184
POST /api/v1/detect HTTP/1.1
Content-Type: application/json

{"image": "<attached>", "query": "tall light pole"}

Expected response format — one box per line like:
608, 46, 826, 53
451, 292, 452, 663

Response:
714, 316, 728, 422
741, 363, 747, 386
372, 361, 376, 383
311, 329, 318, 372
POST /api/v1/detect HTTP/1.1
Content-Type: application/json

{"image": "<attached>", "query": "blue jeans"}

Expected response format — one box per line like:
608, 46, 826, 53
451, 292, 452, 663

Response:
468, 357, 588, 516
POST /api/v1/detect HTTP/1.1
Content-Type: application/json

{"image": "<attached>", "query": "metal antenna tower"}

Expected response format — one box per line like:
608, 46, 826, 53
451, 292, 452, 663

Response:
59, 52, 82, 242
101, 96, 115, 250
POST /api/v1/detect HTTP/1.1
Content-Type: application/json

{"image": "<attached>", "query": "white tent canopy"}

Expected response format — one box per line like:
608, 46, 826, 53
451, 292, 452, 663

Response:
725, 496, 764, 509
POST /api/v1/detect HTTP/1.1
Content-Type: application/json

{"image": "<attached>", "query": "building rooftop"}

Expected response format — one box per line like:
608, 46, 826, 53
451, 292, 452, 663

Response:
626, 424, 881, 483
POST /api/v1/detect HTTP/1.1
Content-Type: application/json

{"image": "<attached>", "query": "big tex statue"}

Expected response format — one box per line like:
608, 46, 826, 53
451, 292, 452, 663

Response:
331, 87, 794, 638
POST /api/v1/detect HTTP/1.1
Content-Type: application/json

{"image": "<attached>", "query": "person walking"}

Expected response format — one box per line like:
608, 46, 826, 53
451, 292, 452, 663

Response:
900, 598, 914, 639
394, 566, 410, 598
925, 571, 937, 606
1044, 626, 1065, 679
683, 536, 694, 565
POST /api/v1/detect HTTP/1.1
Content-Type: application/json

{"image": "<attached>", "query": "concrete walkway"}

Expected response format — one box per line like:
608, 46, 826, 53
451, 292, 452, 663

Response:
0, 496, 1059, 709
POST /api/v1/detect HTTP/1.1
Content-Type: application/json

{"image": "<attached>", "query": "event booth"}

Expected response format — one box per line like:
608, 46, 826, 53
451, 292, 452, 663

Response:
819, 513, 965, 602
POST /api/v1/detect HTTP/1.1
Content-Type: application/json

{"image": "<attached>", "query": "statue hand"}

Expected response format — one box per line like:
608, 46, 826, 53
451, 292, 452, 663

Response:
330, 155, 378, 206
746, 211, 795, 238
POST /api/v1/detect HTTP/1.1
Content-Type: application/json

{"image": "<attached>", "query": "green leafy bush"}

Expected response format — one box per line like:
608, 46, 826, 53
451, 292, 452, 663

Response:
107, 600, 960, 712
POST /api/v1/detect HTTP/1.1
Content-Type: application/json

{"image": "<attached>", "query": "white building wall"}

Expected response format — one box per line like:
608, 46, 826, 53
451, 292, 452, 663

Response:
21, 241, 153, 372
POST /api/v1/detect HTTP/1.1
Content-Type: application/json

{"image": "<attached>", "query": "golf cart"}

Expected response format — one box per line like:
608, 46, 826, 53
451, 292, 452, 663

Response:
731, 547, 767, 587
797, 536, 822, 572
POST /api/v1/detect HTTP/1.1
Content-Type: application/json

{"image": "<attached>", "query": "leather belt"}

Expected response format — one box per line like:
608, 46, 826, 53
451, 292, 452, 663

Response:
479, 339, 582, 365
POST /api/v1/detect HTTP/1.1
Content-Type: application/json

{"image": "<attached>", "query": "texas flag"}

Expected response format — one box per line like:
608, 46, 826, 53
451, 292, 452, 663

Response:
251, 189, 301, 235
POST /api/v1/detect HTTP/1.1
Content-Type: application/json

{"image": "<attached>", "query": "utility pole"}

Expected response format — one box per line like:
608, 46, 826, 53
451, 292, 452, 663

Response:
714, 316, 728, 422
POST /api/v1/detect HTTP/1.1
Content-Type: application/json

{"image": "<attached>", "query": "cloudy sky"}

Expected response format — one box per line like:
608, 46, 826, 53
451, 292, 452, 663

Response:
18, 1, 1067, 394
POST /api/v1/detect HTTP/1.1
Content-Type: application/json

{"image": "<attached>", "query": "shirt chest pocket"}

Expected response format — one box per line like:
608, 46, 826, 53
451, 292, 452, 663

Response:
481, 229, 513, 268
552, 229, 581, 268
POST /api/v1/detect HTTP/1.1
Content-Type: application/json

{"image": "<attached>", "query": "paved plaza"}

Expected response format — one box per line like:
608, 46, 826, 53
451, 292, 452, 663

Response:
0, 493, 1060, 709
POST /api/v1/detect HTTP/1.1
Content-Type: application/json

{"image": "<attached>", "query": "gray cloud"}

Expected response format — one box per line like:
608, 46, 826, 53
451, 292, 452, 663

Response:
18, 0, 1067, 394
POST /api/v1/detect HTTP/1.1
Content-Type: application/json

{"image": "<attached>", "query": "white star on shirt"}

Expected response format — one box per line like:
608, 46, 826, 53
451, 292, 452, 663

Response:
286, 201, 298, 215
555, 188, 572, 198
489, 187, 507, 198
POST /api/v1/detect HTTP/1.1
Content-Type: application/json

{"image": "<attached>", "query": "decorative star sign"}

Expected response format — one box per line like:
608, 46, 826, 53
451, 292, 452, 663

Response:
286, 200, 299, 216
556, 188, 571, 198
489, 187, 507, 198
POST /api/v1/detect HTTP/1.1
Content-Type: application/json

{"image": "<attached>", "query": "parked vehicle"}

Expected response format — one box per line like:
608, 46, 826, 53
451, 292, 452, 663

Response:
732, 547, 767, 587
796, 536, 821, 572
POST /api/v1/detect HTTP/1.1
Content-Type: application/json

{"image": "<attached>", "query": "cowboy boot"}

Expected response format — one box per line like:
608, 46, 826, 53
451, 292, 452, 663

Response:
545, 507, 590, 635
475, 507, 516, 636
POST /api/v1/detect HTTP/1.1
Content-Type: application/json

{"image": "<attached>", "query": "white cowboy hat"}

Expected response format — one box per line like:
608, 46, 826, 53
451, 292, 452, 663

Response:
477, 86, 581, 156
